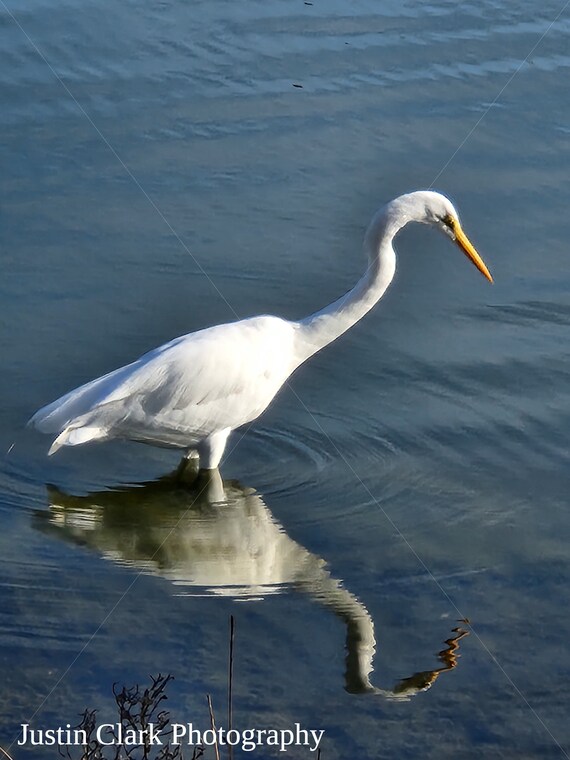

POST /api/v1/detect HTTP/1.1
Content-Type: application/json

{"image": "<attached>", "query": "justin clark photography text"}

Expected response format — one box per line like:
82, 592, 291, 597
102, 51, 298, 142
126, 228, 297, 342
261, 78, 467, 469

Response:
17, 722, 325, 753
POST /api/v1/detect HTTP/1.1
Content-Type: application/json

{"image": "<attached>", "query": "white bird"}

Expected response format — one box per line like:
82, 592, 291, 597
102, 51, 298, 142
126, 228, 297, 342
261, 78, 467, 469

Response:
29, 191, 493, 470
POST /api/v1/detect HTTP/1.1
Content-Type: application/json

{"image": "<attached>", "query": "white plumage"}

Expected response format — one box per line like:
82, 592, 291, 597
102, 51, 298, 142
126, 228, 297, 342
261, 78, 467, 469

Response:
29, 191, 492, 469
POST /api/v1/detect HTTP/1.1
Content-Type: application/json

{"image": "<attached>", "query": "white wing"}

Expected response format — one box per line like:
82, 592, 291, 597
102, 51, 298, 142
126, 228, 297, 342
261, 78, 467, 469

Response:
30, 316, 297, 452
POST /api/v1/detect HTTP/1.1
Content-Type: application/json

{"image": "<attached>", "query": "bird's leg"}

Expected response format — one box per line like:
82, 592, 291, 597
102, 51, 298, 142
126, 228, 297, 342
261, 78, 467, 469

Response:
193, 468, 226, 502
196, 428, 231, 470
174, 449, 200, 484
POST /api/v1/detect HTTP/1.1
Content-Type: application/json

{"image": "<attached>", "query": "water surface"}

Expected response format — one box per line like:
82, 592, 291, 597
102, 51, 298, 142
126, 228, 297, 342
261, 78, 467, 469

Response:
2, 0, 570, 757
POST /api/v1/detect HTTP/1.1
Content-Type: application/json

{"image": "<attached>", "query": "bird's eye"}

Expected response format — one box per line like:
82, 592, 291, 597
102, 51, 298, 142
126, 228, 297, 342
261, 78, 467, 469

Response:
442, 214, 456, 230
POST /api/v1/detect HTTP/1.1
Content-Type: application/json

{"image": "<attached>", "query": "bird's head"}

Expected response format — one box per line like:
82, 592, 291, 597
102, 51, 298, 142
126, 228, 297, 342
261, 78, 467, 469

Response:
383, 190, 494, 283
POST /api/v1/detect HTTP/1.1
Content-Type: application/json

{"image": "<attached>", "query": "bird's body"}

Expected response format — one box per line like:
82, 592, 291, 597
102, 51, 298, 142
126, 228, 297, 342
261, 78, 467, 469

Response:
34, 316, 298, 465
30, 191, 493, 469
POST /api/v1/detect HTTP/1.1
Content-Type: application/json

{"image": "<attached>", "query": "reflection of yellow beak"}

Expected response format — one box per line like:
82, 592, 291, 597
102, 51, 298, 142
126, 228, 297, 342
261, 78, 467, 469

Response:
453, 219, 493, 283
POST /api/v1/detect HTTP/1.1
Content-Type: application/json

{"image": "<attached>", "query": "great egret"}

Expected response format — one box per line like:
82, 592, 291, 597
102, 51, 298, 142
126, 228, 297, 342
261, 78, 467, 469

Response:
29, 190, 493, 469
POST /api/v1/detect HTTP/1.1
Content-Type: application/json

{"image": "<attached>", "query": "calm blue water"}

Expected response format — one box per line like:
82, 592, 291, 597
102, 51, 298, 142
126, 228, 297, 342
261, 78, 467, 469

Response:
2, 0, 570, 757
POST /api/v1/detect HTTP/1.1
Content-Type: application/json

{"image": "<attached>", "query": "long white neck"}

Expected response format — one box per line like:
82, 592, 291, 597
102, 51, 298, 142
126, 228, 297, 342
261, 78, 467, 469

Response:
293, 203, 405, 365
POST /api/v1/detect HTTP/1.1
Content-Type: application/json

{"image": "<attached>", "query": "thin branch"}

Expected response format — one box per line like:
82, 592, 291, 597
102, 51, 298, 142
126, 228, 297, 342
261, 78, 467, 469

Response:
227, 615, 235, 760
206, 695, 220, 760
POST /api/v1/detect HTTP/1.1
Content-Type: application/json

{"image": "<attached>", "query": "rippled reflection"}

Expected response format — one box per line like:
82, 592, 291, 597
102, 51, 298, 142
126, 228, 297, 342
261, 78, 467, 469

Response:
33, 463, 469, 698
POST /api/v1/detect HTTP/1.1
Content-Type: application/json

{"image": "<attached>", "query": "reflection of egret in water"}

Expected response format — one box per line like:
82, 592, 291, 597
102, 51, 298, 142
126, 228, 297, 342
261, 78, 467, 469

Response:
33, 463, 469, 698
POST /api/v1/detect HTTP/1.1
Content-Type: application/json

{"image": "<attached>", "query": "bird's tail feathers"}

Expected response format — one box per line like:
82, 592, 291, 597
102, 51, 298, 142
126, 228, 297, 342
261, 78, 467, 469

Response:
48, 425, 108, 456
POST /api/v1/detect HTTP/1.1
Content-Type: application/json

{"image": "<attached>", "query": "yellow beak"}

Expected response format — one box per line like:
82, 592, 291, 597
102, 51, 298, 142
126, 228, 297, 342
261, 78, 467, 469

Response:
453, 220, 493, 283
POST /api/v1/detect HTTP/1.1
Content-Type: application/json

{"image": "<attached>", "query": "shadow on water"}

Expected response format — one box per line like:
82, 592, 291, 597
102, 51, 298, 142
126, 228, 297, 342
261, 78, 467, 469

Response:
32, 462, 469, 700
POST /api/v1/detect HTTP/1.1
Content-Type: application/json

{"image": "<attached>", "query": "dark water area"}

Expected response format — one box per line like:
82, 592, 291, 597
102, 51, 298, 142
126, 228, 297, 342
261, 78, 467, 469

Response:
2, 0, 570, 757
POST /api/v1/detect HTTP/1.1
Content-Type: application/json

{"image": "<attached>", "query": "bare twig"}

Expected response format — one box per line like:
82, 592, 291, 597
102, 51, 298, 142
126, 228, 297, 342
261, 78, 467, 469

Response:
206, 695, 220, 760
0, 745, 14, 760
227, 615, 235, 760
58, 675, 184, 759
